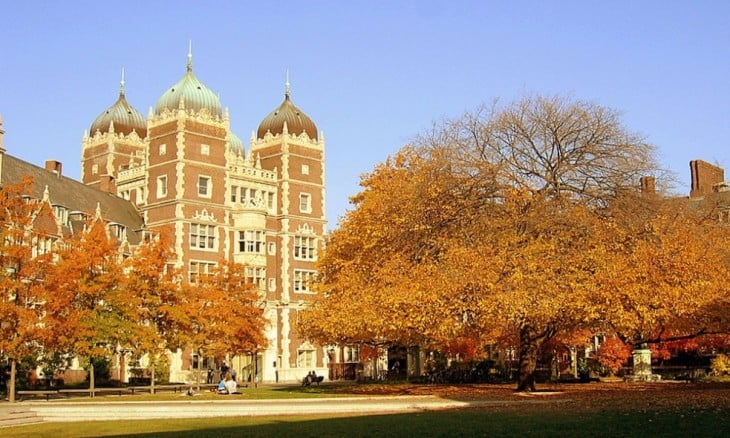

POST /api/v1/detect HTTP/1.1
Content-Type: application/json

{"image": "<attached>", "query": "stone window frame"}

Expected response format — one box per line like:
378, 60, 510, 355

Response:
157, 175, 168, 198
198, 175, 212, 198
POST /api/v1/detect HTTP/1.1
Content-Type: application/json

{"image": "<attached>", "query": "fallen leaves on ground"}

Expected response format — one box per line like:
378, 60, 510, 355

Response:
331, 381, 730, 414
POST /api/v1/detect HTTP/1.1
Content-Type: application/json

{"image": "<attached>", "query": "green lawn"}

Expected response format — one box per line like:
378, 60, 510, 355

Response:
6, 408, 729, 437
4, 382, 730, 437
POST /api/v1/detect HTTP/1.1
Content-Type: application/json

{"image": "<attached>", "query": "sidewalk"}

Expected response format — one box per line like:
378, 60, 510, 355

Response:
6, 396, 469, 424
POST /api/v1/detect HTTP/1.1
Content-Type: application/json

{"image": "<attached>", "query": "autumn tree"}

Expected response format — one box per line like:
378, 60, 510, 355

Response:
595, 193, 730, 352
596, 337, 632, 376
180, 260, 268, 381
121, 231, 183, 388
43, 219, 127, 389
301, 94, 669, 391
0, 178, 51, 401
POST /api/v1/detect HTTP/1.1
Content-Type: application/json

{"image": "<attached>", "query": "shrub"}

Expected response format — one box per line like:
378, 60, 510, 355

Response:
596, 338, 631, 376
710, 353, 730, 376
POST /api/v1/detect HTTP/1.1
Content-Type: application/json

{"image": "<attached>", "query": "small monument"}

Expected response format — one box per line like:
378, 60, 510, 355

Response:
626, 346, 661, 382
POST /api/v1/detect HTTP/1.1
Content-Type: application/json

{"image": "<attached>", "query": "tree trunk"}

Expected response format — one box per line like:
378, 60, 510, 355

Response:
195, 351, 201, 391
9, 359, 16, 403
89, 362, 95, 398
516, 326, 539, 392
150, 362, 156, 395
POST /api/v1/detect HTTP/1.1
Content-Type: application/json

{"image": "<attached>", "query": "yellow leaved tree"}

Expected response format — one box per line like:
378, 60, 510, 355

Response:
300, 94, 694, 391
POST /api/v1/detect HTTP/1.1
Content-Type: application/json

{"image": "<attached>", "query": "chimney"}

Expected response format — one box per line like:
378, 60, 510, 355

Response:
45, 160, 63, 177
639, 176, 655, 195
690, 160, 725, 198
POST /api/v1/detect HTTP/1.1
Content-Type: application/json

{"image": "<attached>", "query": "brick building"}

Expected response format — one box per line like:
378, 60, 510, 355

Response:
1, 52, 327, 383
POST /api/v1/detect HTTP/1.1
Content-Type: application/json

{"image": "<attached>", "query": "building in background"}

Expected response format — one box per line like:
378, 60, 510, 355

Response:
1, 51, 327, 384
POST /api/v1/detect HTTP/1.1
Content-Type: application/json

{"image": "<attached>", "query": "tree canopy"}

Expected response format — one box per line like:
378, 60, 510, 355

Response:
299, 94, 730, 391
0, 178, 269, 394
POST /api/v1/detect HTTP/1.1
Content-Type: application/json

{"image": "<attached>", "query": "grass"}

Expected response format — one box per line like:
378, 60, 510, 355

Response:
12, 384, 345, 403
4, 382, 730, 437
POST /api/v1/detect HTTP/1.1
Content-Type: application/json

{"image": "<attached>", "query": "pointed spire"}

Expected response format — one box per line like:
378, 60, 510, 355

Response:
95, 202, 102, 220
120, 67, 126, 96
42, 185, 50, 202
187, 40, 193, 72
285, 69, 291, 99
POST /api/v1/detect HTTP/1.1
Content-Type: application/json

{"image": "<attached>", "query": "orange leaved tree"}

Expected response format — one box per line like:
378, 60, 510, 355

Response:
121, 231, 183, 389
301, 95, 666, 391
0, 178, 52, 401
595, 193, 730, 353
180, 260, 268, 384
43, 219, 127, 391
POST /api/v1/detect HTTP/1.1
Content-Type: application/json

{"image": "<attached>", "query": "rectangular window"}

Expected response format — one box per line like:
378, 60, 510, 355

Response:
231, 185, 238, 203
111, 224, 126, 240
268, 242, 276, 255
293, 236, 317, 260
268, 278, 276, 291
299, 193, 311, 213
52, 205, 68, 225
238, 230, 265, 253
189, 260, 215, 283
297, 349, 314, 368
190, 223, 215, 249
267, 192, 274, 210
344, 346, 360, 363
198, 176, 211, 197
245, 266, 266, 289
301, 164, 310, 175
159, 144, 167, 155
201, 144, 210, 156
157, 175, 167, 198
293, 270, 316, 293
92, 164, 98, 175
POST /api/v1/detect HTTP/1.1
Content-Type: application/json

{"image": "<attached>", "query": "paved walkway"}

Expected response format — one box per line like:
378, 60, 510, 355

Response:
11, 396, 470, 423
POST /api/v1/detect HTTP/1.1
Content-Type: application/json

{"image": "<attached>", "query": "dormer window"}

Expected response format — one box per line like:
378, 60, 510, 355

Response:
52, 205, 68, 224
110, 223, 127, 241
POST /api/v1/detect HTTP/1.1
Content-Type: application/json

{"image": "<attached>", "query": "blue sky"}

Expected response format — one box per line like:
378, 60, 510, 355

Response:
1, 1, 728, 227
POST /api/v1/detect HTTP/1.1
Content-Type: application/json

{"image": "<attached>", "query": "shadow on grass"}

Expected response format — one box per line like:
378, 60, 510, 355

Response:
9, 405, 730, 438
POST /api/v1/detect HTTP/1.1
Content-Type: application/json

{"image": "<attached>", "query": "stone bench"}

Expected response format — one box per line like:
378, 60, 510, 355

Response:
16, 390, 59, 401
58, 388, 131, 397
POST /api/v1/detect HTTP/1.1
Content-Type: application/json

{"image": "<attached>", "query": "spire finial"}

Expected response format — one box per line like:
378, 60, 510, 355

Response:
120, 67, 126, 96
285, 69, 291, 99
187, 40, 193, 72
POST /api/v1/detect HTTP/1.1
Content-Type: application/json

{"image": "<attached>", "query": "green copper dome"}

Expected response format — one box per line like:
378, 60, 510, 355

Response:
229, 131, 244, 155
155, 52, 221, 117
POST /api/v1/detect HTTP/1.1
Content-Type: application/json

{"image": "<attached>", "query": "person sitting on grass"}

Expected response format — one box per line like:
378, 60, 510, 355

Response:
215, 377, 228, 394
224, 375, 238, 394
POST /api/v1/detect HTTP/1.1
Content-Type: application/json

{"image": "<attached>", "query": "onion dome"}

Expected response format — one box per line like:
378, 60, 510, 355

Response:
257, 79, 317, 140
155, 47, 222, 116
90, 69, 147, 137
229, 131, 244, 155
